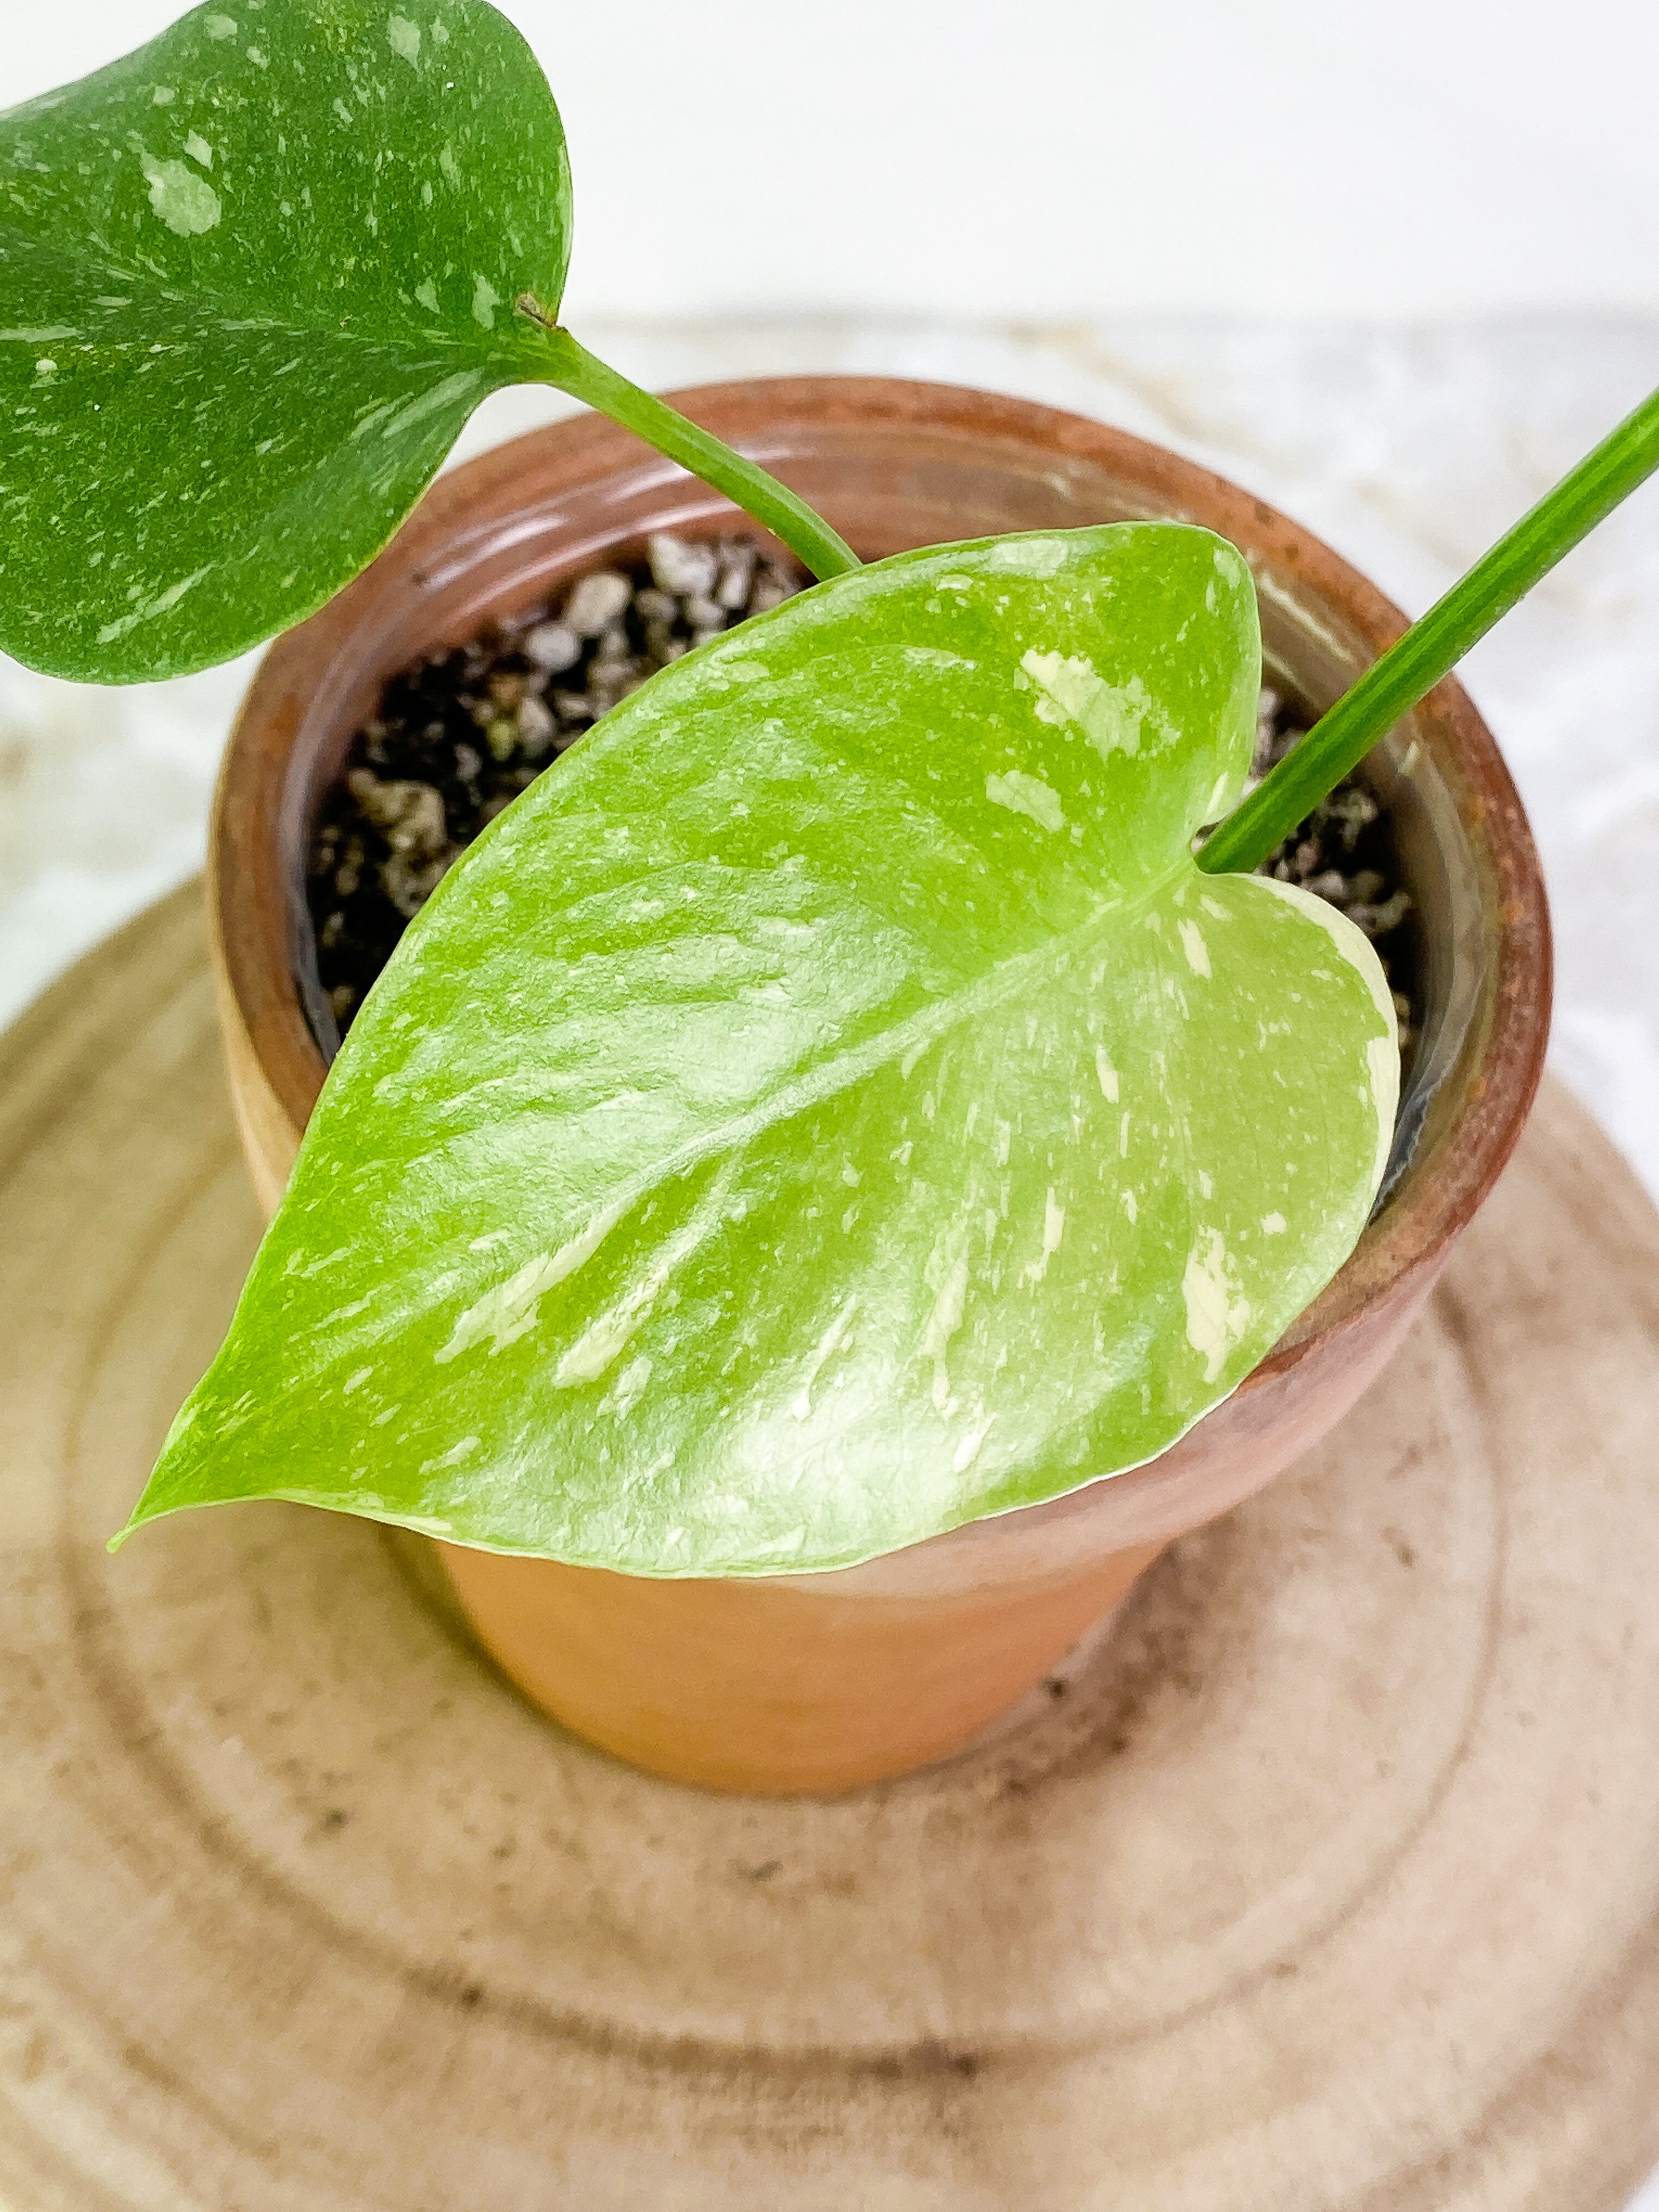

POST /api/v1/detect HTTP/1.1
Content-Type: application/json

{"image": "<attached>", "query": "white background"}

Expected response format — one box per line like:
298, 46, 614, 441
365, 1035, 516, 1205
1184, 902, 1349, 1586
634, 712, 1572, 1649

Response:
8, 0, 1659, 318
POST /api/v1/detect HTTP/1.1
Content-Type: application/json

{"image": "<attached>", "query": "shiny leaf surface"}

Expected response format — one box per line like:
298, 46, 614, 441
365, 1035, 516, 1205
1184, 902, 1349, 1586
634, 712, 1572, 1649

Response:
127, 523, 1398, 1573
0, 0, 569, 679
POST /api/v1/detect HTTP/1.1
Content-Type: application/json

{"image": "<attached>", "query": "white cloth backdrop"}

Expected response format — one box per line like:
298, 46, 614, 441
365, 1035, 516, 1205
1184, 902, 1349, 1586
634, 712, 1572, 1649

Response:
9, 1, 1659, 319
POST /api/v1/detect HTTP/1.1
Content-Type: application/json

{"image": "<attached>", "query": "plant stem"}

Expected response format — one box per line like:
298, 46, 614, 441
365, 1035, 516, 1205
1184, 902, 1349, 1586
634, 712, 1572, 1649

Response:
1198, 379, 1659, 876
522, 310, 861, 584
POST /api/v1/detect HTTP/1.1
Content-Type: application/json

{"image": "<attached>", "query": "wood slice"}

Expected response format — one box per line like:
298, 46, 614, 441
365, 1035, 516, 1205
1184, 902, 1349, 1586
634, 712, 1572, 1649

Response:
3, 883, 1659, 2212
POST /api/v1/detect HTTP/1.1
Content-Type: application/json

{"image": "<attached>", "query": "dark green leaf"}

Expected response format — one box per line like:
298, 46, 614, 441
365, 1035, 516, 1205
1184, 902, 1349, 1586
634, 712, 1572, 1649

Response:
0, 0, 568, 679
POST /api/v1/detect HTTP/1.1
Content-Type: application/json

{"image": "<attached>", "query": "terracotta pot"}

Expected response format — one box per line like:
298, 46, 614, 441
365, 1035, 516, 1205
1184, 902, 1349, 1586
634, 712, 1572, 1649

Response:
210, 376, 1550, 1795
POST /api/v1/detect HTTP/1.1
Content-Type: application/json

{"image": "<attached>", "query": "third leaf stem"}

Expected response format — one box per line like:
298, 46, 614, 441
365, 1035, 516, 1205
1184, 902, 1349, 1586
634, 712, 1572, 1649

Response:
1200, 379, 1659, 875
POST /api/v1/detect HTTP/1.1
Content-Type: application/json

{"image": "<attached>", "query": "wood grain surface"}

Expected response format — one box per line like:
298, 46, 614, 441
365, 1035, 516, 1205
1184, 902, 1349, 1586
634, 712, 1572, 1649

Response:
2, 883, 1657, 2212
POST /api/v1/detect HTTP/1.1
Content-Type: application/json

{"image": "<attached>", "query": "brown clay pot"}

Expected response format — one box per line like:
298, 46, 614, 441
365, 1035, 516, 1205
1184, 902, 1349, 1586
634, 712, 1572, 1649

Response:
209, 377, 1550, 1795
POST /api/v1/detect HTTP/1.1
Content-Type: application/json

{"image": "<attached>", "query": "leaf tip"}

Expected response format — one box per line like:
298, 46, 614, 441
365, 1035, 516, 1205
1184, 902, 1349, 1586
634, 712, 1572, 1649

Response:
105, 1509, 145, 1555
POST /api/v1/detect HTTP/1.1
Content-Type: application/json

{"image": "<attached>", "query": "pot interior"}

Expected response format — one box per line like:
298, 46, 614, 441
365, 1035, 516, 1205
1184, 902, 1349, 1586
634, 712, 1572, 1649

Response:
278, 415, 1487, 1215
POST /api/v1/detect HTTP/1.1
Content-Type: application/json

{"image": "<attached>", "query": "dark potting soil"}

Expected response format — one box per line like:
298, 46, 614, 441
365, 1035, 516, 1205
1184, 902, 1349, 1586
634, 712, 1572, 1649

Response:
307, 533, 1419, 1058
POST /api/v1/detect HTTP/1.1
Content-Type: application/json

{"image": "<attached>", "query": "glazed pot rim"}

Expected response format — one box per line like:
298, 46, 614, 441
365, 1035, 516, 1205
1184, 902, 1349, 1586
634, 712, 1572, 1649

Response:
211, 371, 1551, 1533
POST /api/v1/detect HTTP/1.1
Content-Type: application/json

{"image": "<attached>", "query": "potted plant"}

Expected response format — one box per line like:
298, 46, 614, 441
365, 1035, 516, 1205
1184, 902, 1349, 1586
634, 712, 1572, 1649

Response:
3, 1, 1643, 1793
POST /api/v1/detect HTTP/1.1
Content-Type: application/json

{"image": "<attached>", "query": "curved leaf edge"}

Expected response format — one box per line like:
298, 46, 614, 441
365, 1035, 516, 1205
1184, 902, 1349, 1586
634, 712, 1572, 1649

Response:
115, 523, 1397, 1573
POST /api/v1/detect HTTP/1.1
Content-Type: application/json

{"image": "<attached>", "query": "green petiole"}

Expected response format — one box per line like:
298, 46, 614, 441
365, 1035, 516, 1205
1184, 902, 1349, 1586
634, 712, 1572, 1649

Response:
1199, 379, 1659, 876
523, 308, 862, 586
545, 306, 1659, 874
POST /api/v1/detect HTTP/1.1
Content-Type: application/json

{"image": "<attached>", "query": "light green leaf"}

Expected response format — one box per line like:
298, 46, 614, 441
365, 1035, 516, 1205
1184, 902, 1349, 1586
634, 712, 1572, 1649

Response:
125, 523, 1398, 1575
0, 0, 569, 680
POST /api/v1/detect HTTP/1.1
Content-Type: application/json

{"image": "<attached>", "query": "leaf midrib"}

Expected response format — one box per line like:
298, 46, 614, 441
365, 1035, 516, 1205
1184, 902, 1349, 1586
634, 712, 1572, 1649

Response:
334, 853, 1198, 1314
